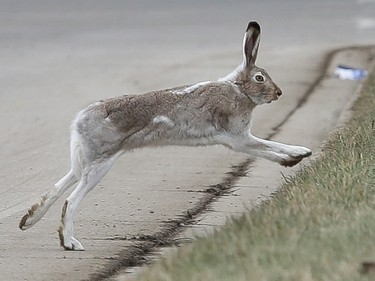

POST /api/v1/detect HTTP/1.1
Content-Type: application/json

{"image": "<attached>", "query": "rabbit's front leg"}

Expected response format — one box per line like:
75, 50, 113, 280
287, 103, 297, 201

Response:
249, 135, 312, 159
215, 133, 312, 167
248, 134, 311, 166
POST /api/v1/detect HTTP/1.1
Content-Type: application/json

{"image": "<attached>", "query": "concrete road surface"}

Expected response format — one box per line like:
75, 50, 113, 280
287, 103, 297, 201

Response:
1, 1, 374, 280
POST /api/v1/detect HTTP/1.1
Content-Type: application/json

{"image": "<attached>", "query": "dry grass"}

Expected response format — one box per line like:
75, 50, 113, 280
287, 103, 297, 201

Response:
135, 73, 375, 281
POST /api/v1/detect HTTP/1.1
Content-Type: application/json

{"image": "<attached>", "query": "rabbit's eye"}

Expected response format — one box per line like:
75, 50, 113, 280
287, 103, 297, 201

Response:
255, 74, 265, 82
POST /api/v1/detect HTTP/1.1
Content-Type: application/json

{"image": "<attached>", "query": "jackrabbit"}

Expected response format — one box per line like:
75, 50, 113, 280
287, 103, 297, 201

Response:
19, 21, 312, 250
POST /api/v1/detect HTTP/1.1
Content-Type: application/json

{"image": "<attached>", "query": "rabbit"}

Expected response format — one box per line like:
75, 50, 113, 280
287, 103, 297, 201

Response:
19, 21, 312, 251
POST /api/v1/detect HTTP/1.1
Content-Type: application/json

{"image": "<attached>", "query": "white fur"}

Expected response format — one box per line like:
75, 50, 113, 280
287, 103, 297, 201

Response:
153, 115, 175, 127
173, 81, 211, 94
218, 64, 244, 82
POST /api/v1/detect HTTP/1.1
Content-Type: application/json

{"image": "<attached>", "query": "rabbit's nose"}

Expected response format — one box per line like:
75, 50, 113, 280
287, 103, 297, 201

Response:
276, 88, 282, 96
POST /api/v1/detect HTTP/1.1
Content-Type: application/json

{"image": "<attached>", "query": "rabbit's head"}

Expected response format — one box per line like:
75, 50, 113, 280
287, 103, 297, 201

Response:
232, 22, 282, 105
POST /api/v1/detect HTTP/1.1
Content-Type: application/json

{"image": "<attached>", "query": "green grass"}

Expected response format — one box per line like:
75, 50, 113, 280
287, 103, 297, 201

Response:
135, 72, 375, 281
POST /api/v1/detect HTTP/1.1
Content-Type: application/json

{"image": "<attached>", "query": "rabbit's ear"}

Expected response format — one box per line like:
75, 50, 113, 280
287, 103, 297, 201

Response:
243, 21, 261, 67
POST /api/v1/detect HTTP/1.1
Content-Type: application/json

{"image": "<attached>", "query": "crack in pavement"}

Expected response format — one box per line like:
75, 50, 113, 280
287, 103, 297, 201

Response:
87, 45, 374, 281
88, 161, 251, 281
